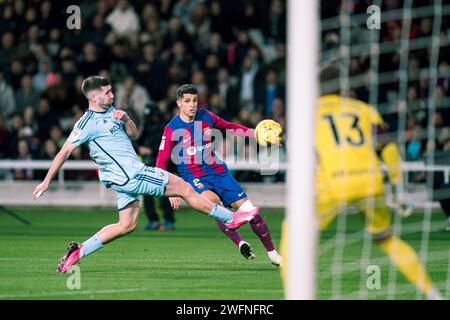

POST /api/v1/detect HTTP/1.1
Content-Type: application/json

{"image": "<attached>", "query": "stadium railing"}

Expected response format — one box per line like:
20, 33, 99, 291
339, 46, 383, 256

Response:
0, 160, 448, 209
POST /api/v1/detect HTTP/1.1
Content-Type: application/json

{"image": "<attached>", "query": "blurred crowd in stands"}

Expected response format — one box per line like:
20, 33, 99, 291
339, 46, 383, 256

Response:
1, 0, 450, 185
322, 0, 450, 173
0, 0, 286, 182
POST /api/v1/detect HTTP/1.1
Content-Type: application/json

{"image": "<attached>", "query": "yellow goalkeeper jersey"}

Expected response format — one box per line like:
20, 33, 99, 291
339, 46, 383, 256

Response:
315, 95, 385, 201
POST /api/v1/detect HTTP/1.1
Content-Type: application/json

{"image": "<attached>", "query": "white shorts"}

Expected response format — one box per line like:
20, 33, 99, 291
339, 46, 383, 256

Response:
112, 166, 170, 211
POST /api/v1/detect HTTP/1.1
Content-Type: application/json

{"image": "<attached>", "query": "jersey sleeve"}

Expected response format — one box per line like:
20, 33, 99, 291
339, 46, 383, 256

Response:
367, 105, 393, 148
368, 106, 385, 127
206, 110, 254, 138
155, 126, 175, 171
66, 117, 95, 147
367, 106, 402, 185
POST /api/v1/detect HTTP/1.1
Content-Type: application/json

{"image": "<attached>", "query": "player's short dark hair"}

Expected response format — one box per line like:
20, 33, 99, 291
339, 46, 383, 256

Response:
319, 64, 340, 95
81, 76, 111, 98
176, 84, 198, 99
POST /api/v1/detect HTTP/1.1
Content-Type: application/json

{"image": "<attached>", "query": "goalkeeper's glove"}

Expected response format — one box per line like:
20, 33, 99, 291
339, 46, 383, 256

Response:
391, 184, 414, 218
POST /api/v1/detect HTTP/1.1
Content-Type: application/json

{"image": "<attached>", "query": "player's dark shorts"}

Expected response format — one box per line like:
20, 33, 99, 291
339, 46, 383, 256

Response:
183, 172, 247, 207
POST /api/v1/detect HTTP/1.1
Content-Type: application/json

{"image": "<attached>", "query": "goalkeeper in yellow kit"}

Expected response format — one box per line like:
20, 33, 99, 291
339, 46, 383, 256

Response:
281, 65, 441, 299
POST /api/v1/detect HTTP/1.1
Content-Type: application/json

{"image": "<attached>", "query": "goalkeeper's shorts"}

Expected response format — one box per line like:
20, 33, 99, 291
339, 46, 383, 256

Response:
317, 194, 392, 240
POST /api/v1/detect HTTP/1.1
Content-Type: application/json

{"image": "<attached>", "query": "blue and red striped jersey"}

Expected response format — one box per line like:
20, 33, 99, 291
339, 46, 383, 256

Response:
156, 108, 253, 178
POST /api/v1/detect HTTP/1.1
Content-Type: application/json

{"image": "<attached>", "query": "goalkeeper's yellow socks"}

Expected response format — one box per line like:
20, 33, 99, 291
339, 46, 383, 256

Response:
377, 235, 439, 299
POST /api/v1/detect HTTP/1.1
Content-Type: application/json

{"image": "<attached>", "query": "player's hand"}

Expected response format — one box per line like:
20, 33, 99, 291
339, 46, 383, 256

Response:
33, 182, 48, 200
391, 184, 413, 218
113, 110, 130, 123
138, 146, 152, 156
169, 197, 182, 210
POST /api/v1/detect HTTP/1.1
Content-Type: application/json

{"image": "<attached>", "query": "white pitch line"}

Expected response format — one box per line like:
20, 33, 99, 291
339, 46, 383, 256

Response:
318, 248, 450, 281
318, 220, 447, 257
0, 288, 283, 299
147, 288, 283, 293
340, 280, 449, 300
0, 258, 55, 261
0, 257, 272, 265
0, 288, 145, 299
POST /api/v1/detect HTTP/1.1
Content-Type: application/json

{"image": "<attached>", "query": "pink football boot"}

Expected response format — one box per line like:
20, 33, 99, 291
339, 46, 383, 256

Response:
57, 242, 82, 273
225, 207, 259, 230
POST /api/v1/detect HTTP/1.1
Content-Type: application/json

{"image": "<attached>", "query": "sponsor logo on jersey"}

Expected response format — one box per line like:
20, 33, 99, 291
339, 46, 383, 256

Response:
109, 122, 121, 135
186, 142, 212, 156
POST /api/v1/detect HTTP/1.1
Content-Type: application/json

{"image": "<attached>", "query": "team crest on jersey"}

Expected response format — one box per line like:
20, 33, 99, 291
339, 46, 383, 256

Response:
70, 129, 81, 138
203, 127, 212, 136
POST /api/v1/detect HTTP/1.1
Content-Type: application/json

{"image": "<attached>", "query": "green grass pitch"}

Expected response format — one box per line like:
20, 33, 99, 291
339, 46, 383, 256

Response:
0, 206, 448, 300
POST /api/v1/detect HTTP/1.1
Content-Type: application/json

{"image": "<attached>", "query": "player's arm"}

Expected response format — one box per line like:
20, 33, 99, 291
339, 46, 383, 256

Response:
155, 126, 175, 171
379, 138, 402, 186
155, 127, 181, 209
368, 105, 399, 183
379, 135, 413, 217
206, 110, 254, 138
33, 141, 78, 200
373, 113, 402, 186
373, 108, 412, 216
113, 110, 138, 139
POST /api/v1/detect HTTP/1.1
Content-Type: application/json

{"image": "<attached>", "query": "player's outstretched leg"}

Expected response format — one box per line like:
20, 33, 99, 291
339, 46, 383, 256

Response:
376, 235, 442, 300
57, 201, 140, 273
164, 173, 258, 229
238, 240, 256, 260
215, 220, 256, 260
234, 199, 281, 266
200, 189, 255, 260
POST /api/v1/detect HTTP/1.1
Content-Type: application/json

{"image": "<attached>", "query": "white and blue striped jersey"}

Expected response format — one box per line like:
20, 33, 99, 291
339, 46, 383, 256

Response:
67, 106, 145, 187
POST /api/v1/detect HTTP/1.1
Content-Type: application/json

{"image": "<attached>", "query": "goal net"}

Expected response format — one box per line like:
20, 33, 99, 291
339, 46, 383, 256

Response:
288, 0, 450, 300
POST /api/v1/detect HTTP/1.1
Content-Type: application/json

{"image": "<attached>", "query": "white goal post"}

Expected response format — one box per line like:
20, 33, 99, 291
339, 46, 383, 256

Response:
286, 0, 318, 300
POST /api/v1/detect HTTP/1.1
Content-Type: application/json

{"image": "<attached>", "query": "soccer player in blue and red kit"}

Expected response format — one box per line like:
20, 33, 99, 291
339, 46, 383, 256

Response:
156, 84, 282, 266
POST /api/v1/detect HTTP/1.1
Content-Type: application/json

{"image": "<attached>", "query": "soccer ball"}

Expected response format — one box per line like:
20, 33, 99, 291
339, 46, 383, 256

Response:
254, 119, 282, 147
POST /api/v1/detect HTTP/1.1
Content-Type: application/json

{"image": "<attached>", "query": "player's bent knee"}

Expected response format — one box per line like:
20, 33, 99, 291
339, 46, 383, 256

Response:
201, 190, 222, 205
236, 199, 255, 211
117, 206, 139, 236
177, 180, 196, 198
118, 220, 137, 236
164, 173, 192, 197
